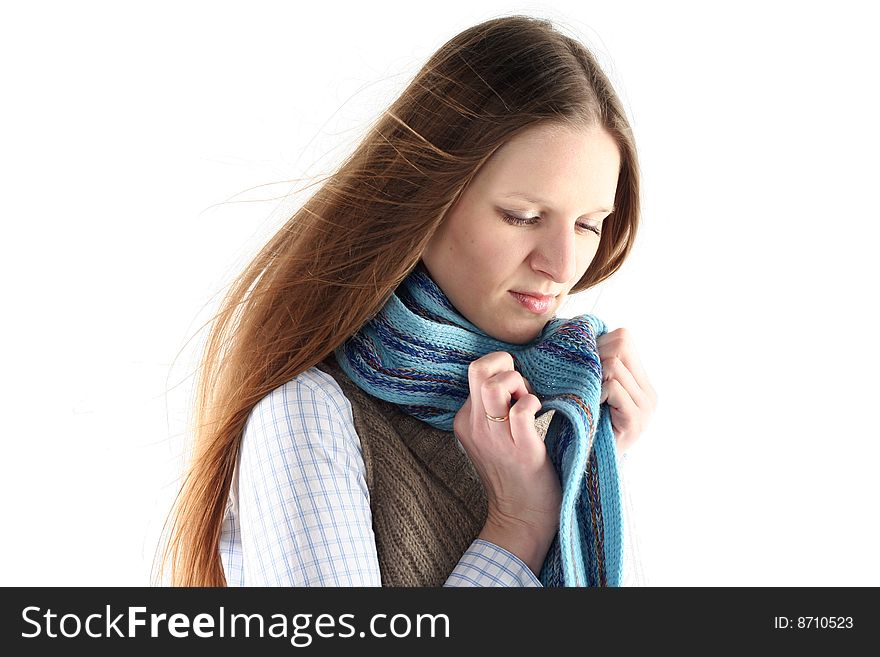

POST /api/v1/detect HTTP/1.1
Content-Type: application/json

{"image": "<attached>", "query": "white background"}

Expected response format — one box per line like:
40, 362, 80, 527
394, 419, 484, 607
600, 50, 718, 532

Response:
2, 0, 877, 586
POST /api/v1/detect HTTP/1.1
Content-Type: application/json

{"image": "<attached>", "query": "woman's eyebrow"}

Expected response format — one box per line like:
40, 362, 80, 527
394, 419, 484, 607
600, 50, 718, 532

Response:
501, 191, 614, 214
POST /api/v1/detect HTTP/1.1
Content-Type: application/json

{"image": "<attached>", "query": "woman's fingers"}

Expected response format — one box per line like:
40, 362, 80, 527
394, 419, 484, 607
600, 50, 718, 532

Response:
464, 351, 539, 448
482, 370, 528, 426
600, 355, 646, 409
596, 327, 658, 455
597, 328, 658, 402
508, 392, 543, 450
466, 351, 515, 419
467, 352, 518, 430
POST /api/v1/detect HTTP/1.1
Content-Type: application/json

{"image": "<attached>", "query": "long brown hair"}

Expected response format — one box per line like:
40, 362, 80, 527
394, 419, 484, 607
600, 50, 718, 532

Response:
155, 14, 641, 586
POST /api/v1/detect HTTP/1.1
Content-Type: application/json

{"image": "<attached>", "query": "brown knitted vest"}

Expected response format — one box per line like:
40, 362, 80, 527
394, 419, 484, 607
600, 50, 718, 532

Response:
313, 353, 555, 587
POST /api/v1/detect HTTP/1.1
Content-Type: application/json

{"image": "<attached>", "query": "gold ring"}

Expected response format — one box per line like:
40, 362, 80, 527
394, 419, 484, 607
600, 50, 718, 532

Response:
485, 411, 509, 422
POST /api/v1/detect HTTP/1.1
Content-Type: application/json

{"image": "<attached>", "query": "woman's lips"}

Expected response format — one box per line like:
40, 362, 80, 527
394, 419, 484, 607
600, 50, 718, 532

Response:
509, 291, 555, 314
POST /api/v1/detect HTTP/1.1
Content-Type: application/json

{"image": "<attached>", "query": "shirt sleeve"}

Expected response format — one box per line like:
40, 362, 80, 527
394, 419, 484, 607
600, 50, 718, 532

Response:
444, 539, 543, 587
236, 370, 382, 585
234, 369, 543, 587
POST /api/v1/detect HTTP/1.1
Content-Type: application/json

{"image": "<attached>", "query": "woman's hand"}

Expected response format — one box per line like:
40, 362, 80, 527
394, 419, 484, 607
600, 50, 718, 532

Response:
453, 351, 562, 573
596, 327, 658, 455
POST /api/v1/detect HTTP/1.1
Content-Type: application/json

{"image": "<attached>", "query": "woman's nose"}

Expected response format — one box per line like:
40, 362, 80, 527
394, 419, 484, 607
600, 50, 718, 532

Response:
532, 225, 579, 283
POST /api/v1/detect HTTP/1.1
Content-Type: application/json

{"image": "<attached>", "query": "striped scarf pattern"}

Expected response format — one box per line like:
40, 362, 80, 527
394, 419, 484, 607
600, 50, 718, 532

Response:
334, 261, 624, 587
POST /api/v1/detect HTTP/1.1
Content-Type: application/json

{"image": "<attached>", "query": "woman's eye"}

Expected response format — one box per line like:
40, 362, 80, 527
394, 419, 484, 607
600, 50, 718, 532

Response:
500, 212, 538, 226
501, 212, 601, 236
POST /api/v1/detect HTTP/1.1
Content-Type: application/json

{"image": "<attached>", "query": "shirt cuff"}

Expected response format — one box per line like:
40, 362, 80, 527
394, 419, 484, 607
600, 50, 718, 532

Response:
443, 539, 543, 587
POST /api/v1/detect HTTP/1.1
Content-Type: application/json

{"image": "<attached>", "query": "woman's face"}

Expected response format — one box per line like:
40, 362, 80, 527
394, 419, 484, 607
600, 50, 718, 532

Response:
420, 122, 621, 344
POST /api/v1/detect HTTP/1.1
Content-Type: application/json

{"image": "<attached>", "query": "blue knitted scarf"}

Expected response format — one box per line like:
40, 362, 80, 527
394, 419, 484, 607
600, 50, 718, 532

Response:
333, 261, 624, 587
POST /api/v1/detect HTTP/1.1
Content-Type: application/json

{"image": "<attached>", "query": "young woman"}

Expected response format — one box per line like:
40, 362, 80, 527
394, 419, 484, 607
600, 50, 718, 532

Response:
158, 14, 657, 587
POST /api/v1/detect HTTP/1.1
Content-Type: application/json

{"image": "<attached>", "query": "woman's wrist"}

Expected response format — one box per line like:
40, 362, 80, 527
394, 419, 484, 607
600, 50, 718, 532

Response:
477, 522, 553, 576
